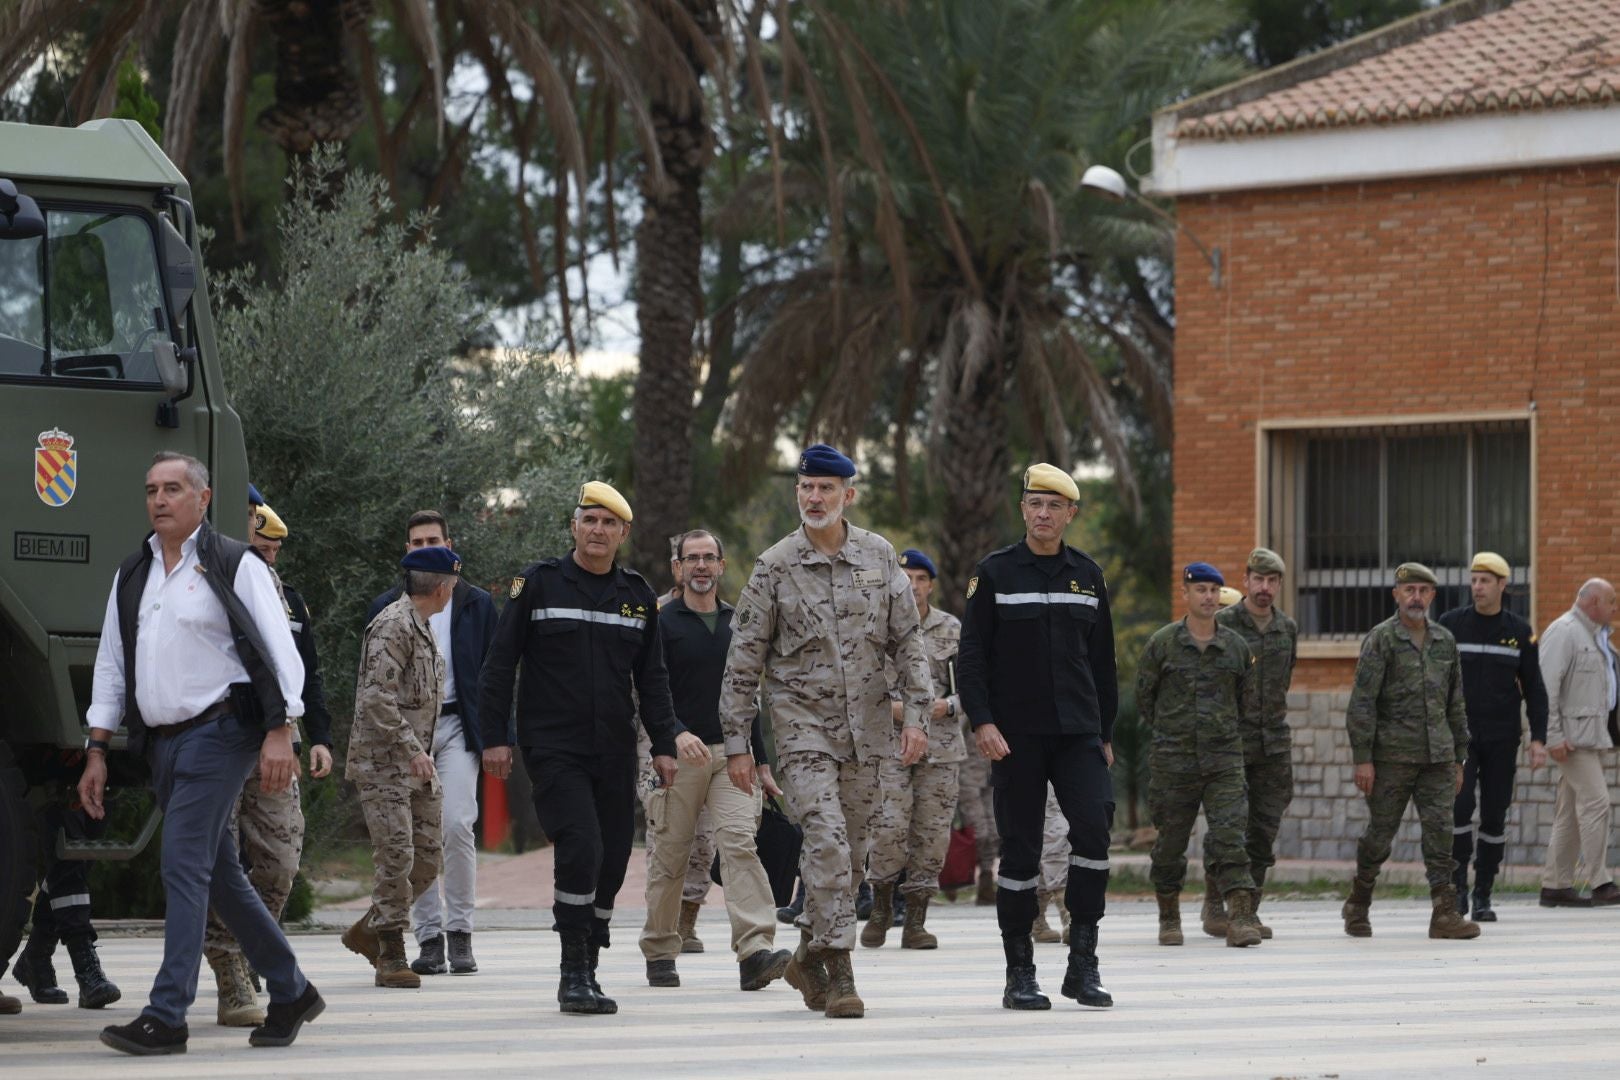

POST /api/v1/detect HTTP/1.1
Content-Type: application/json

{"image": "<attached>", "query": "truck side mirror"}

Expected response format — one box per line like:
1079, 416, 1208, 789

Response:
0, 178, 45, 240
159, 215, 194, 316
151, 339, 189, 397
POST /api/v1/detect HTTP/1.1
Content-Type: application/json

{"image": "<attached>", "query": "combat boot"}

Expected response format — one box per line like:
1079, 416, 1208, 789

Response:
1429, 885, 1482, 940
855, 879, 874, 921
1060, 923, 1113, 1008
209, 954, 263, 1026
1452, 860, 1470, 915
586, 942, 615, 1008
861, 882, 895, 948
1000, 934, 1050, 1010
1342, 874, 1375, 937
678, 900, 705, 954
410, 933, 448, 976
12, 923, 67, 1004
1251, 888, 1273, 939
1470, 887, 1496, 922
900, 891, 938, 949
64, 935, 119, 1009
820, 949, 865, 1019
1201, 875, 1228, 937
374, 931, 421, 988
0, 992, 20, 1014
776, 878, 806, 924
1031, 890, 1062, 944
1055, 892, 1071, 945
557, 932, 614, 1014
447, 931, 478, 974
976, 866, 997, 906
784, 929, 828, 1011
341, 914, 381, 968
1155, 891, 1183, 946
1224, 890, 1262, 948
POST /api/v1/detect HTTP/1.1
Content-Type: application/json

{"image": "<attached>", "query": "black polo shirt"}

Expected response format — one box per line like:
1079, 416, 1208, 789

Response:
661, 595, 767, 759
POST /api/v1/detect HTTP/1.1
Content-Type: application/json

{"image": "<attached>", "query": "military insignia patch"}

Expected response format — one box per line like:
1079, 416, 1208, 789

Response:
1069, 580, 1080, 593
737, 607, 753, 627
966, 576, 979, 599
510, 576, 525, 599
34, 427, 77, 507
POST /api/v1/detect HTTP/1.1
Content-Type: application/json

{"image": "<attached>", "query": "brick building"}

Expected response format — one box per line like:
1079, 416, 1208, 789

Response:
1148, 0, 1620, 870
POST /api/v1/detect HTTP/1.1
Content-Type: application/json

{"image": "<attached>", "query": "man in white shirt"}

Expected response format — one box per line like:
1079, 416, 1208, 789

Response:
77, 452, 324, 1055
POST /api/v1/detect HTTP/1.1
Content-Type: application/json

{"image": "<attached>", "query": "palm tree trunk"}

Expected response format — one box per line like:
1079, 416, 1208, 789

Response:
630, 0, 717, 584
254, 0, 370, 154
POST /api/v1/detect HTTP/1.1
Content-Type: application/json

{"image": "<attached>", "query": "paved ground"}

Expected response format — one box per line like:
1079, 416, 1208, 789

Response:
4, 898, 1618, 1078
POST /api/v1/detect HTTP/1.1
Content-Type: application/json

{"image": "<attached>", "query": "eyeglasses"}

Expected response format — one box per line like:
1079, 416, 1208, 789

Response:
679, 553, 722, 565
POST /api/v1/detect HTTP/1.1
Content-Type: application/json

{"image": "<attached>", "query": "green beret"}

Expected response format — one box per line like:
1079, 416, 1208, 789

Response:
1247, 547, 1285, 575
1394, 562, 1438, 586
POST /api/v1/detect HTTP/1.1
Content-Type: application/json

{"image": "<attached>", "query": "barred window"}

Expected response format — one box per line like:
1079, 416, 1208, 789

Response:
1263, 420, 1531, 639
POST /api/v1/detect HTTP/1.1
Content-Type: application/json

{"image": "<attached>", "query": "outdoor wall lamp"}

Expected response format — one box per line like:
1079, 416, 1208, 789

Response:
1080, 164, 1224, 289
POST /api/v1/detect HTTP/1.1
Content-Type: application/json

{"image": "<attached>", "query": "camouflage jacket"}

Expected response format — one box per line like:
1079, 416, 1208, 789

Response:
1136, 619, 1256, 774
1346, 614, 1468, 765
1215, 602, 1298, 762
884, 605, 968, 764
346, 595, 444, 787
721, 523, 932, 765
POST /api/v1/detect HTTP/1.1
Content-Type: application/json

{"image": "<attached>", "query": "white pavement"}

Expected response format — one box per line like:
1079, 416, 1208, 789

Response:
3, 898, 1618, 1078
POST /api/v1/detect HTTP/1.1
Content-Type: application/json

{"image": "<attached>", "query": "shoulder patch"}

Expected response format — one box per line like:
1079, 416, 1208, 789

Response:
966, 576, 979, 599
510, 577, 525, 599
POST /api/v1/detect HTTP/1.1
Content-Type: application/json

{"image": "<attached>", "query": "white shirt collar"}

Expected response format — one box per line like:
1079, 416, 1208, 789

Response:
147, 522, 205, 560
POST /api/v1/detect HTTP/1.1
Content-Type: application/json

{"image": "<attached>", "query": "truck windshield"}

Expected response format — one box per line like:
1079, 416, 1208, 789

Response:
0, 207, 168, 385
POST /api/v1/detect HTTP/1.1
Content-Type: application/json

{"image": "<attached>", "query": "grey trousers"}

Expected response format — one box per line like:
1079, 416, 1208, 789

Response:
146, 715, 307, 1027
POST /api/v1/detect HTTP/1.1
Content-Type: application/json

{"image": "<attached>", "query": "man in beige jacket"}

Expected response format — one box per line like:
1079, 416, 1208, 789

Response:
1539, 578, 1620, 907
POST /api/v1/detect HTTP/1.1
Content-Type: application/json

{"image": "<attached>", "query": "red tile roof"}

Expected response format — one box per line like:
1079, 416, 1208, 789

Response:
1177, 0, 1620, 142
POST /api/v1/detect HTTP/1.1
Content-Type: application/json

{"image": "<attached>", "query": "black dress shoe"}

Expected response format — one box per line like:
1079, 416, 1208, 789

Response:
1590, 882, 1620, 906
249, 981, 325, 1047
1539, 887, 1593, 908
101, 1014, 188, 1055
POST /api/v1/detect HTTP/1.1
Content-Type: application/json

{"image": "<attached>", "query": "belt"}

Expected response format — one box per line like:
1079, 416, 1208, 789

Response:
441, 701, 460, 717
149, 699, 234, 740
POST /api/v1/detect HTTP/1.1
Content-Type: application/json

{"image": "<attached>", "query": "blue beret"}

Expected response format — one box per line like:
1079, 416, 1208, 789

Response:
401, 546, 462, 575
898, 549, 937, 578
1183, 561, 1224, 586
248, 482, 265, 507
798, 443, 856, 479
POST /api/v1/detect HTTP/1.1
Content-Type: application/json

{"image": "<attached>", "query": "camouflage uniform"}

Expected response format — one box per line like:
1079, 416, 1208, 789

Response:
1347, 615, 1469, 888
720, 524, 933, 950
346, 595, 446, 932
868, 606, 966, 895
1137, 620, 1258, 896
1213, 603, 1299, 888
956, 728, 998, 871
1038, 788, 1069, 892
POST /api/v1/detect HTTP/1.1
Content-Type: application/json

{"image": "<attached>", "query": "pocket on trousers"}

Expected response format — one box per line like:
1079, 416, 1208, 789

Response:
645, 786, 668, 831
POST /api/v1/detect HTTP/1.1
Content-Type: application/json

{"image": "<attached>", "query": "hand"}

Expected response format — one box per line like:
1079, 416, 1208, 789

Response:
259, 725, 300, 793
1528, 740, 1548, 769
308, 744, 334, 779
727, 753, 755, 795
930, 699, 950, 721
78, 751, 108, 821
1354, 762, 1375, 796
1549, 741, 1571, 764
483, 745, 513, 780
653, 754, 679, 788
1455, 762, 1464, 795
898, 726, 927, 766
674, 732, 712, 765
409, 751, 437, 782
975, 723, 1011, 761
757, 763, 783, 798
1102, 742, 1114, 768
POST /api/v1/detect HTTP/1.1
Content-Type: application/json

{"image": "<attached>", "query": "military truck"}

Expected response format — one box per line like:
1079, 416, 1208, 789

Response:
0, 118, 249, 969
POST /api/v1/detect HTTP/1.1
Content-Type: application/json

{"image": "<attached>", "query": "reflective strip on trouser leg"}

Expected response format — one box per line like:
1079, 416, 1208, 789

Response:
49, 893, 91, 911
997, 875, 1039, 891
556, 889, 597, 906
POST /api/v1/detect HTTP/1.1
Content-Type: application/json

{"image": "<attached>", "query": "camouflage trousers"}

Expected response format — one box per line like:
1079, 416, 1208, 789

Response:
1355, 761, 1456, 889
1149, 767, 1254, 896
203, 766, 304, 964
777, 751, 879, 951
640, 760, 715, 905
867, 758, 960, 894
1207, 755, 1294, 888
1039, 787, 1070, 893
357, 780, 444, 933
957, 750, 998, 869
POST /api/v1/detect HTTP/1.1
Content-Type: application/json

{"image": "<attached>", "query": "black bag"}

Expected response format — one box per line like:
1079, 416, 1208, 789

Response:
711, 797, 803, 907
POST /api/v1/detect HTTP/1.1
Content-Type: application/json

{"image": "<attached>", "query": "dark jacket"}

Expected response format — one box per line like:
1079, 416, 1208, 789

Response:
660, 596, 768, 760
478, 553, 683, 758
1438, 604, 1550, 745
957, 539, 1118, 742
368, 578, 498, 755
285, 583, 333, 748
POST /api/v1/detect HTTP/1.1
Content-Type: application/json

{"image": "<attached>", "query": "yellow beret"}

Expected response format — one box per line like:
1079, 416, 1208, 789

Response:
253, 502, 288, 540
1394, 562, 1438, 586
1022, 463, 1079, 502
1218, 586, 1244, 608
579, 480, 632, 523
1470, 551, 1510, 578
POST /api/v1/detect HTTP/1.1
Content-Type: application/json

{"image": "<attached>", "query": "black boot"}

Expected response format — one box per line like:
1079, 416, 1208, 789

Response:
776, 879, 806, 925
65, 935, 120, 1010
1471, 887, 1496, 922
1060, 922, 1113, 1008
855, 879, 874, 922
1000, 934, 1050, 1011
557, 933, 614, 1015
13, 924, 68, 1005
410, 934, 448, 976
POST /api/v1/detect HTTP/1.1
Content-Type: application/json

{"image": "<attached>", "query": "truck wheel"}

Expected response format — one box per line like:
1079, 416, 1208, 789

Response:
0, 742, 35, 973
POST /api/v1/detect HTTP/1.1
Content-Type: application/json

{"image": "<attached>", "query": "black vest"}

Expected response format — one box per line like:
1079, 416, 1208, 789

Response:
114, 520, 288, 755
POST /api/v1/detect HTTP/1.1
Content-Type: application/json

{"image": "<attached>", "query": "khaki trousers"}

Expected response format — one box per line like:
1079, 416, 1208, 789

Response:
1542, 748, 1615, 890
639, 744, 776, 963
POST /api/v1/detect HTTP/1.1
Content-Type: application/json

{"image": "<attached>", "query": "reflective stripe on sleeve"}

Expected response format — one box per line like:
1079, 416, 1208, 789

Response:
994, 592, 1100, 608
530, 608, 645, 631
1456, 643, 1521, 659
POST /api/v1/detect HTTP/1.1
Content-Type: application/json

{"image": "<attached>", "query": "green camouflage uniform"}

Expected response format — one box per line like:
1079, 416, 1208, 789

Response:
1346, 615, 1469, 888
346, 595, 446, 933
720, 523, 933, 950
1138, 619, 1258, 896
1212, 602, 1298, 888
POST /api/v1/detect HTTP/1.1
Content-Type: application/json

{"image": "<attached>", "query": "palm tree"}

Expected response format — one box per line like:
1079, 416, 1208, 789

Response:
723, 0, 1244, 595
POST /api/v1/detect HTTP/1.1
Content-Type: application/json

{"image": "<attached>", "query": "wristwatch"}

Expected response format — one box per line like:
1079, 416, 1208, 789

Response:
85, 733, 111, 754
946, 698, 958, 717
